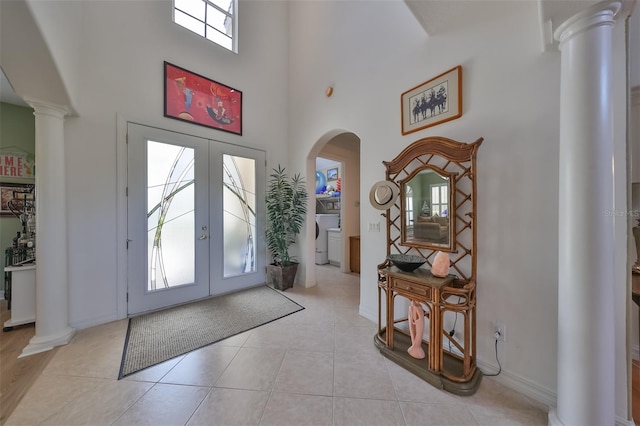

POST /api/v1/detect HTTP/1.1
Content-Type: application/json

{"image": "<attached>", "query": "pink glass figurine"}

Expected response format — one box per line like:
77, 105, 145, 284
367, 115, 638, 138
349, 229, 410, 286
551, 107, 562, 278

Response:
408, 300, 425, 359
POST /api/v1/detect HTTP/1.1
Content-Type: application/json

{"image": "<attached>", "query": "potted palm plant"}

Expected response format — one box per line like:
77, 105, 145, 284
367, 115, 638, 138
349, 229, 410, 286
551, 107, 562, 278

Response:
266, 165, 308, 291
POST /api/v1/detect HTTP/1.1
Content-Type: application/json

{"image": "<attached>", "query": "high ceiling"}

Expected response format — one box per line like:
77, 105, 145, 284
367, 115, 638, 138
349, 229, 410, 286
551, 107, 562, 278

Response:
404, 0, 599, 50
0, 68, 29, 108
0, 1, 628, 108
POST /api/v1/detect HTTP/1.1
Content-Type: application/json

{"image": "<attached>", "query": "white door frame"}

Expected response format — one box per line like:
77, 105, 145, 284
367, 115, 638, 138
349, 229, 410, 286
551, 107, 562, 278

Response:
117, 119, 266, 317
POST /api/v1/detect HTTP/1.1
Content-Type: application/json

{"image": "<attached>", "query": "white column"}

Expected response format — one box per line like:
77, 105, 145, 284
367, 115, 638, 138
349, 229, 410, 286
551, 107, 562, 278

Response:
19, 99, 75, 358
550, 1, 623, 425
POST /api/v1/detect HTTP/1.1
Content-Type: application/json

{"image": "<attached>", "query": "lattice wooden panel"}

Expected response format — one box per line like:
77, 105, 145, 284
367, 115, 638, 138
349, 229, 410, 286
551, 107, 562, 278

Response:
381, 136, 483, 284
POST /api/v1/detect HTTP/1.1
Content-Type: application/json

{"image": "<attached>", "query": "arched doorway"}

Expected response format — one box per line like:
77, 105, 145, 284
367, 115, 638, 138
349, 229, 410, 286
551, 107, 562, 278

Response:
305, 130, 360, 288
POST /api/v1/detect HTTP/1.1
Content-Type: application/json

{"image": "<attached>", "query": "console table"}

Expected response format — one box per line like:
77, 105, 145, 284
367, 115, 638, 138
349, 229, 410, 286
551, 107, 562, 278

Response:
374, 264, 481, 395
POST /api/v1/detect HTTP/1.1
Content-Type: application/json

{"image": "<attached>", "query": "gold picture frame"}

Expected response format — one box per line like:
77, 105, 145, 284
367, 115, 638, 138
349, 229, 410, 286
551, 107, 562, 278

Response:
401, 65, 462, 135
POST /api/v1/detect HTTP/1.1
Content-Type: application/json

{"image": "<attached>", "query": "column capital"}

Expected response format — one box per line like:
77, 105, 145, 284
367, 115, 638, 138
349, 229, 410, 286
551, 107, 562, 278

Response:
23, 97, 69, 119
553, 0, 623, 46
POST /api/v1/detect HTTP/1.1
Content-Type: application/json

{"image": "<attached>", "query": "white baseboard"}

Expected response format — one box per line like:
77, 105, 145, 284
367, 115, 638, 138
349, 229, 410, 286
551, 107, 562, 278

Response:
359, 303, 378, 325
550, 409, 634, 426
477, 358, 556, 408
616, 416, 635, 426
70, 312, 120, 330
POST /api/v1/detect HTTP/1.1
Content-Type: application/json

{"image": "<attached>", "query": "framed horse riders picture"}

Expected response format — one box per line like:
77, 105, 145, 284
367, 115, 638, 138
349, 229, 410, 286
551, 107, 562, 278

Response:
401, 65, 462, 135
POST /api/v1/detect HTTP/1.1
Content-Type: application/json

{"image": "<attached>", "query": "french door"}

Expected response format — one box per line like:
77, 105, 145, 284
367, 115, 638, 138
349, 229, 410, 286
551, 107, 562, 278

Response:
127, 123, 266, 315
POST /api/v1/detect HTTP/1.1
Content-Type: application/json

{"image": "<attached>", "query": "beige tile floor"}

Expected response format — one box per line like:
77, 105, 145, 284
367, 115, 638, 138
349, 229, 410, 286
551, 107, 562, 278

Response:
6, 265, 548, 426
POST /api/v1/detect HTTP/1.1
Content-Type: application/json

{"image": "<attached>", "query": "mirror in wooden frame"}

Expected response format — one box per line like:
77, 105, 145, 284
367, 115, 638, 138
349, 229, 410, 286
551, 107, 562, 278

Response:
401, 166, 456, 251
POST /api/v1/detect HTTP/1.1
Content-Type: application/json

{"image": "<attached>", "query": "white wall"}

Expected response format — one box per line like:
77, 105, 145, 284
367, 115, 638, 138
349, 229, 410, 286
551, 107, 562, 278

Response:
25, 0, 83, 108
26, 0, 291, 327
0, 0, 71, 106
288, 0, 562, 403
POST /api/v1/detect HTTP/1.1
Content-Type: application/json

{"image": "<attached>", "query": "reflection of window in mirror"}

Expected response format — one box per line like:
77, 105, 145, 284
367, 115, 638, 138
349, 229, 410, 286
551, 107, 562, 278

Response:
430, 183, 448, 216
405, 186, 414, 229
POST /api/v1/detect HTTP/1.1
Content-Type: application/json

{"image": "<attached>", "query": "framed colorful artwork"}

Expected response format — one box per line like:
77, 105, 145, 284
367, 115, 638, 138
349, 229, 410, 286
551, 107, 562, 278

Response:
164, 61, 242, 136
401, 65, 462, 135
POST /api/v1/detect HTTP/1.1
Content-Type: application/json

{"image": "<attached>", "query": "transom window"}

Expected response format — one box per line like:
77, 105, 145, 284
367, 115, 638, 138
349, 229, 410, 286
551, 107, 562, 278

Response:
173, 0, 237, 53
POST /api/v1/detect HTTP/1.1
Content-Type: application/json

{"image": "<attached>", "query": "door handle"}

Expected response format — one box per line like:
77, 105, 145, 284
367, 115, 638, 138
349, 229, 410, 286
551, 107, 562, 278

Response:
199, 234, 208, 240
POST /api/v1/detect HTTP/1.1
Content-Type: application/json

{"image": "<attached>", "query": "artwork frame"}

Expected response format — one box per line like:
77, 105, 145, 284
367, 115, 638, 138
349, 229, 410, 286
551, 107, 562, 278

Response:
327, 167, 339, 181
164, 61, 243, 136
0, 182, 35, 217
401, 65, 462, 135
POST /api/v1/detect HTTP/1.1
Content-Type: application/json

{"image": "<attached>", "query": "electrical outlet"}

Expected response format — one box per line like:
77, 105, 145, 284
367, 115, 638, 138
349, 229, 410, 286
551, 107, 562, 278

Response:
493, 321, 506, 342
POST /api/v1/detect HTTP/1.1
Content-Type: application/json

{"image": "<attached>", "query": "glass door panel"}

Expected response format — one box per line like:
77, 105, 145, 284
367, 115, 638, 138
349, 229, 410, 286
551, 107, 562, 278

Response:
209, 143, 265, 295
127, 124, 209, 315
147, 141, 195, 290
223, 154, 256, 276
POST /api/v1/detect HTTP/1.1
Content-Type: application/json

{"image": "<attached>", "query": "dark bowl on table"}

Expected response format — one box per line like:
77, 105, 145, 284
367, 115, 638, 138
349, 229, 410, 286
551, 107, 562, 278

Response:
387, 254, 427, 272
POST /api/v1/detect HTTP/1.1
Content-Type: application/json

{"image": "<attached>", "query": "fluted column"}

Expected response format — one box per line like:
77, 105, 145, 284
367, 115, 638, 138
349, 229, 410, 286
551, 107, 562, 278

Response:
550, 1, 624, 425
20, 99, 75, 358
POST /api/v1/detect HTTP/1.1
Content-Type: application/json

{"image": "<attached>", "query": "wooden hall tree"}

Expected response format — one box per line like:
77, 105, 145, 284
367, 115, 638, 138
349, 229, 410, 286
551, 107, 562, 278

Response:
374, 136, 483, 395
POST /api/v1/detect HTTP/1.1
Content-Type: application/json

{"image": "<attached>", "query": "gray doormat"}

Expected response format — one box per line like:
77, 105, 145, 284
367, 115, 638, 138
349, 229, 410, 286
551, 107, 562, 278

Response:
118, 285, 304, 378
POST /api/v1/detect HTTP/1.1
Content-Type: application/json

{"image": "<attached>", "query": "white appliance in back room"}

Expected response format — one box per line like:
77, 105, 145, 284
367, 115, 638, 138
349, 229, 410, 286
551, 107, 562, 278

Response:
315, 214, 339, 265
